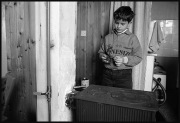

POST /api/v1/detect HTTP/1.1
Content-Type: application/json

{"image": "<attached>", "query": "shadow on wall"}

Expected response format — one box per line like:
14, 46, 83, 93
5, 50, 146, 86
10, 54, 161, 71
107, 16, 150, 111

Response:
155, 57, 178, 90
95, 53, 104, 85
2, 73, 36, 121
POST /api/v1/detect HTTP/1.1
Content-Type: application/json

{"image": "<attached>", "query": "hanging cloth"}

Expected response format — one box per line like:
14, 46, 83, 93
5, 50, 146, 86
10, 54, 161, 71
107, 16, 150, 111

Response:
148, 21, 165, 53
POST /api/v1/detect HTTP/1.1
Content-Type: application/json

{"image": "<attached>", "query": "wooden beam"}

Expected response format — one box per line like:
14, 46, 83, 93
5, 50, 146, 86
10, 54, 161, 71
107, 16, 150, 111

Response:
34, 2, 48, 121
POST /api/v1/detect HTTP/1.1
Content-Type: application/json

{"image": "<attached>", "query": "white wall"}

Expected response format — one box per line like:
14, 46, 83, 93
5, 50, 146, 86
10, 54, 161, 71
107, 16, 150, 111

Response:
50, 2, 77, 121
33, 2, 77, 121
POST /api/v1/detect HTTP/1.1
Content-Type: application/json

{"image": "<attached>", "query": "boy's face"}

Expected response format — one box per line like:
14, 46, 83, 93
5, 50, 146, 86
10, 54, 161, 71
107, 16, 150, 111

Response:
114, 19, 131, 33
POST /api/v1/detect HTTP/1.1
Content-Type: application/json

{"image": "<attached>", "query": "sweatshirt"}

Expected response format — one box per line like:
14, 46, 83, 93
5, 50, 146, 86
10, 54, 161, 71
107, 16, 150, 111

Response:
98, 29, 142, 70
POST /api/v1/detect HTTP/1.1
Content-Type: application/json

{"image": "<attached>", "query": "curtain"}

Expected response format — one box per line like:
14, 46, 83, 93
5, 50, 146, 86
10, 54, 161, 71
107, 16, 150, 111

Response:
109, 2, 152, 90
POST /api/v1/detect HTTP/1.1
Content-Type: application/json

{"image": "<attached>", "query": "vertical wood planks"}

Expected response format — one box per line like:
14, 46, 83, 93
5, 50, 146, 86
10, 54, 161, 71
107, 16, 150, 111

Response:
19, 2, 27, 120
76, 2, 87, 85
76, 2, 111, 85
94, 1, 100, 83
95, 2, 111, 85
4, 2, 36, 121
86, 2, 94, 84
23, 2, 30, 120
10, 2, 19, 119
28, 2, 37, 121
5, 3, 12, 72
109, 2, 114, 33
9, 2, 17, 72
75, 2, 80, 85
14, 2, 22, 120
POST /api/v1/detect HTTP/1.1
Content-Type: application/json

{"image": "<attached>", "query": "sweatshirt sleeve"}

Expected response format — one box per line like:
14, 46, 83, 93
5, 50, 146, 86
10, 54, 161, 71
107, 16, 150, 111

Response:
98, 37, 107, 59
124, 35, 142, 67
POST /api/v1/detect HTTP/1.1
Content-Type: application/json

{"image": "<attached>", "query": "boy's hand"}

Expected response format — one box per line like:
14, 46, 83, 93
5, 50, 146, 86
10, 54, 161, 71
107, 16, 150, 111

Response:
101, 54, 110, 63
113, 56, 124, 66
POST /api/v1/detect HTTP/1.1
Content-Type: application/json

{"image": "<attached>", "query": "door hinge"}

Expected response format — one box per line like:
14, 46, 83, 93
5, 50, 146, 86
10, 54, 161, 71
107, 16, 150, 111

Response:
33, 86, 51, 102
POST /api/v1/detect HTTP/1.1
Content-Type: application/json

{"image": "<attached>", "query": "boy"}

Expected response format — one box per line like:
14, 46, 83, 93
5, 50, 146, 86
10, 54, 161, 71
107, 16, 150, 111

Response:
98, 6, 142, 89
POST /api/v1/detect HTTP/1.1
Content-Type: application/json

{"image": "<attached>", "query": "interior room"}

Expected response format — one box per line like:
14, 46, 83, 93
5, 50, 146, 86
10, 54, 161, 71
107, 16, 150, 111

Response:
1, 1, 179, 122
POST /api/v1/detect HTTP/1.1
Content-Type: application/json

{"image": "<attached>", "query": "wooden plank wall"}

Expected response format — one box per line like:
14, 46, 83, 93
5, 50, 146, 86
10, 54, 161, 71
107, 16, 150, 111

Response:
4, 2, 36, 121
76, 2, 111, 85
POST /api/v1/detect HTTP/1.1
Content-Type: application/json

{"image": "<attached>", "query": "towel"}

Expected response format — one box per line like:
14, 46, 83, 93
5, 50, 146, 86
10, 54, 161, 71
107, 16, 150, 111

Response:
148, 21, 165, 53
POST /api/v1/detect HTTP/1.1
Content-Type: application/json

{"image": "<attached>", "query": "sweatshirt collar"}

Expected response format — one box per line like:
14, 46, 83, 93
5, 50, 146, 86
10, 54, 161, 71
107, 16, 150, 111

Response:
113, 29, 131, 35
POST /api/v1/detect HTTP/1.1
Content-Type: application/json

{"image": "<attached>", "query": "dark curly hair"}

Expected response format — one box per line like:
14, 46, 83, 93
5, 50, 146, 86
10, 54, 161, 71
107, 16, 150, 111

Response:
113, 6, 135, 23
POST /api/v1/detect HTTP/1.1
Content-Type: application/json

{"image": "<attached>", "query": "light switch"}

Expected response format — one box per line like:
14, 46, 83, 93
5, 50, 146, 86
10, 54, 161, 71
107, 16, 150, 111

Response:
81, 30, 86, 36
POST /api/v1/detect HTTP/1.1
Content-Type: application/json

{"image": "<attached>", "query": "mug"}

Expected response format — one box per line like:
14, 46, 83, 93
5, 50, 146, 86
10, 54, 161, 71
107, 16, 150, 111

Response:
81, 78, 89, 87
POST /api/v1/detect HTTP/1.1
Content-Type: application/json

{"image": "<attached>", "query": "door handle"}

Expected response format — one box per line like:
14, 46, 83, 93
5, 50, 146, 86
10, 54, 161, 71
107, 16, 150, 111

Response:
33, 92, 47, 95
33, 86, 51, 102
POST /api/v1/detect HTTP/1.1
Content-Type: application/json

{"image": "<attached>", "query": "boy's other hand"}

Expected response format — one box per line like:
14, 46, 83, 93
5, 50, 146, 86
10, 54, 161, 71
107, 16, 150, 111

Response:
113, 56, 123, 66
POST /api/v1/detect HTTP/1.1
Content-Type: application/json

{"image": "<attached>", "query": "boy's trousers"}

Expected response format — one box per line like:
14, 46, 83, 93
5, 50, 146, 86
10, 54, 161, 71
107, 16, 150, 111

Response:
101, 68, 132, 89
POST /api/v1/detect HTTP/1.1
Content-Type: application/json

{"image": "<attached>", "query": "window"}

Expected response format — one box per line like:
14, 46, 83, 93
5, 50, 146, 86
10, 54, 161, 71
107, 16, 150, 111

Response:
157, 20, 178, 57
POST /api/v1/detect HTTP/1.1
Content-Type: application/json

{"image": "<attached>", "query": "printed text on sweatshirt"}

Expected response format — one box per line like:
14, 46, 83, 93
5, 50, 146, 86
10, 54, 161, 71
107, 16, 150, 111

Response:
98, 29, 142, 70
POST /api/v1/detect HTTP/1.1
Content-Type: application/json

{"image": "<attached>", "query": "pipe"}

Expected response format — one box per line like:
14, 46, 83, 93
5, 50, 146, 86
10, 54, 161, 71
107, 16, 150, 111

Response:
46, 1, 51, 121
153, 77, 166, 106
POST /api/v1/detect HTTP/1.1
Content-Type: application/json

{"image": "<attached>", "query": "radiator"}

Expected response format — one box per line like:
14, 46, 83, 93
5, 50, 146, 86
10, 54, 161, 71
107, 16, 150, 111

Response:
73, 85, 158, 122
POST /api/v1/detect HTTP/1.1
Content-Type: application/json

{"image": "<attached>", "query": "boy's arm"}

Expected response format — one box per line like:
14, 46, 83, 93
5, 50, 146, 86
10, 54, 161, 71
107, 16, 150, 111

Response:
98, 37, 107, 59
123, 36, 142, 67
